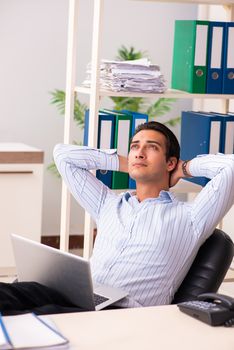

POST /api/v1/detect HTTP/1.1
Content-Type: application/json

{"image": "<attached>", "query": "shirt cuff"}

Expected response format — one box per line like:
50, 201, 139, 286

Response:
189, 153, 231, 179
98, 149, 119, 171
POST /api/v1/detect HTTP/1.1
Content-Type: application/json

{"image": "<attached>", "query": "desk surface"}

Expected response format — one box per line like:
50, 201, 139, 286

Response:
50, 305, 234, 350
0, 143, 43, 164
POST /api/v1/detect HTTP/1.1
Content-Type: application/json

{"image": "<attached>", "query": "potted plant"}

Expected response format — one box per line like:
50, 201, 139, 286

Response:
48, 46, 180, 176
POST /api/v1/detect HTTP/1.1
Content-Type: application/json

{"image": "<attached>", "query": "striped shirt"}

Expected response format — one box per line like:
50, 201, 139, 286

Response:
54, 145, 234, 308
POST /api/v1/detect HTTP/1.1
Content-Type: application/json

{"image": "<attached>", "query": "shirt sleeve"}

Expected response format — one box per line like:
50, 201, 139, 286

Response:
53, 144, 119, 221
188, 153, 234, 240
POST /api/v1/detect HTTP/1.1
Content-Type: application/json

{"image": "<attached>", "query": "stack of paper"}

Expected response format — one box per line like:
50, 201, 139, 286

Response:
83, 58, 166, 93
0, 313, 69, 349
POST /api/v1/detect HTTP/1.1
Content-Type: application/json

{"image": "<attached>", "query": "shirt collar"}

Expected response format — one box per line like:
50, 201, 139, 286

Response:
124, 190, 175, 203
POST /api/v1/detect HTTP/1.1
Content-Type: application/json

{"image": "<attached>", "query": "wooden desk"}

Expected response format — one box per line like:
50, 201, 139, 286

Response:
50, 305, 234, 350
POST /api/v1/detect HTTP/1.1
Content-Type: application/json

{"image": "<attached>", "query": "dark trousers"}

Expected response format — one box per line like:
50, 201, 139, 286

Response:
0, 282, 123, 315
0, 282, 86, 315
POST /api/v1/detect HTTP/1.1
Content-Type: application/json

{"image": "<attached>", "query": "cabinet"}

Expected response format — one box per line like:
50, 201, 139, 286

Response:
0, 143, 44, 271
60, 0, 234, 258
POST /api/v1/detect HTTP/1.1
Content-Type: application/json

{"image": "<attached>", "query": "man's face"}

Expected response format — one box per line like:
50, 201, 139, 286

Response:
128, 129, 175, 184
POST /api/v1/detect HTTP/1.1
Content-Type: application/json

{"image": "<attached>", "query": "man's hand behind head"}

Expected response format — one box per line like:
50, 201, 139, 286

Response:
169, 159, 190, 188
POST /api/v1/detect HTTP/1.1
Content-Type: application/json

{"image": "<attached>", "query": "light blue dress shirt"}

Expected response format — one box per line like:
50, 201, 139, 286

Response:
54, 145, 234, 307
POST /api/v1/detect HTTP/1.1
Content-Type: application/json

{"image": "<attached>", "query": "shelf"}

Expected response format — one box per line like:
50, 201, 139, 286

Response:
75, 86, 234, 100
132, 0, 234, 4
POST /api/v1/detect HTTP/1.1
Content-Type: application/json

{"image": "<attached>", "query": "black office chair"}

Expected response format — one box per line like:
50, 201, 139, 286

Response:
172, 228, 234, 304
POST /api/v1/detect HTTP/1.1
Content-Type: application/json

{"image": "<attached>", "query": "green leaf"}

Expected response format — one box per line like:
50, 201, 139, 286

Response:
116, 45, 147, 61
50, 90, 66, 115
164, 116, 181, 127
47, 161, 61, 178
49, 89, 87, 128
110, 96, 144, 112
147, 98, 177, 119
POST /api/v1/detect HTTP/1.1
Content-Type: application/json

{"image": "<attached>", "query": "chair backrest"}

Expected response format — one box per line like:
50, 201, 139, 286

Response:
172, 228, 234, 304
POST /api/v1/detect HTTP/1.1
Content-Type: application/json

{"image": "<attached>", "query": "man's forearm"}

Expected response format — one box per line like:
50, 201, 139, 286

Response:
118, 155, 129, 173
54, 144, 119, 172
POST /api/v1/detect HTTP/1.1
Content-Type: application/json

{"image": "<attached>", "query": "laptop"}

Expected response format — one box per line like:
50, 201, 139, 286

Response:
11, 234, 128, 311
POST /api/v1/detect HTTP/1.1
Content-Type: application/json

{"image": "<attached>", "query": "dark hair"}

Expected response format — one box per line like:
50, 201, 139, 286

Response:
130, 121, 180, 161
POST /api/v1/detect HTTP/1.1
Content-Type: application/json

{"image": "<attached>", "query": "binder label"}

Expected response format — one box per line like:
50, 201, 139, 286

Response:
227, 27, 234, 68
117, 120, 130, 157
99, 121, 112, 148
225, 121, 234, 154
209, 121, 221, 154
194, 25, 208, 66
211, 27, 223, 69
135, 118, 146, 129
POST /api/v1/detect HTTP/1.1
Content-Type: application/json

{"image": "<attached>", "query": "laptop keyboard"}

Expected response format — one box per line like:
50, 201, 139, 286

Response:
93, 293, 109, 306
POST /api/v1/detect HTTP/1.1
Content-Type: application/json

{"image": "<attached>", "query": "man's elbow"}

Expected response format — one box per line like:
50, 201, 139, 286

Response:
53, 143, 65, 165
224, 156, 234, 180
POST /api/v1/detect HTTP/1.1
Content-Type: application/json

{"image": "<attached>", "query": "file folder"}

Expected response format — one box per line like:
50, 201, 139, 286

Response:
225, 114, 234, 153
121, 110, 148, 189
96, 112, 116, 188
222, 22, 234, 94
102, 110, 131, 189
172, 20, 209, 93
218, 113, 234, 153
180, 111, 222, 186
211, 112, 234, 153
206, 22, 225, 94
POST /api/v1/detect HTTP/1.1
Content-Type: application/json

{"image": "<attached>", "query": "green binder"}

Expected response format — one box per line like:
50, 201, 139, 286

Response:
171, 20, 209, 93
102, 110, 131, 189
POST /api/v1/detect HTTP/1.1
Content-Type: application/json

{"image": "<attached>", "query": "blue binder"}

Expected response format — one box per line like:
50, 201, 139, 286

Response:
210, 112, 234, 154
181, 111, 223, 186
121, 110, 148, 189
225, 113, 234, 153
83, 110, 116, 188
222, 22, 234, 94
96, 112, 116, 188
206, 21, 226, 94
121, 110, 148, 135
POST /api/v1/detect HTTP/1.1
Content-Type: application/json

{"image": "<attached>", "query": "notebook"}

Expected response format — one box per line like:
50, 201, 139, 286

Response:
11, 234, 128, 311
0, 313, 69, 349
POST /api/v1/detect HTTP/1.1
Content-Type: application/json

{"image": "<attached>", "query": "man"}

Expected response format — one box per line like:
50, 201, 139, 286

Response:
53, 121, 234, 307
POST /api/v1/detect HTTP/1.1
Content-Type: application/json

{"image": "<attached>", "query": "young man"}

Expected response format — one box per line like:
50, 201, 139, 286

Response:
53, 121, 234, 307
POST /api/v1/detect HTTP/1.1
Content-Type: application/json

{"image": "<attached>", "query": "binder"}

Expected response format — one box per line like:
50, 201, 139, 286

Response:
206, 21, 226, 94
83, 109, 89, 146
211, 112, 234, 153
102, 110, 131, 189
180, 111, 222, 186
83, 110, 116, 188
171, 20, 209, 93
96, 112, 116, 188
121, 110, 148, 189
225, 114, 234, 153
222, 22, 234, 94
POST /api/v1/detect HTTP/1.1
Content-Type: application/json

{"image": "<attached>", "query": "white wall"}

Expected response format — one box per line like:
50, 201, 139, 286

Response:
0, 0, 197, 236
